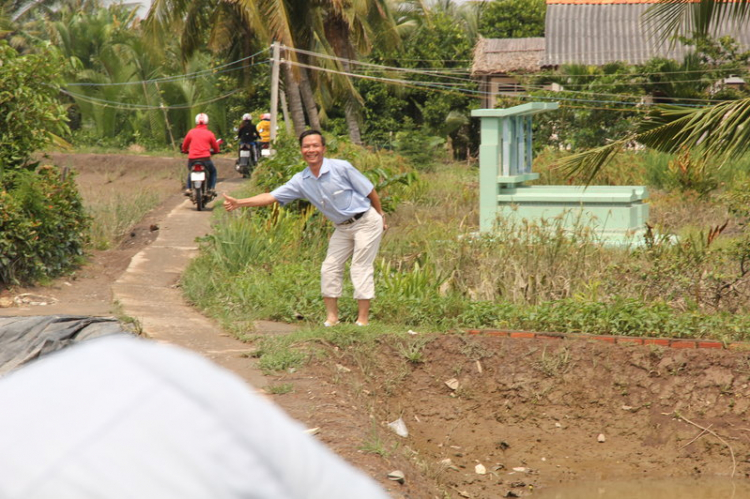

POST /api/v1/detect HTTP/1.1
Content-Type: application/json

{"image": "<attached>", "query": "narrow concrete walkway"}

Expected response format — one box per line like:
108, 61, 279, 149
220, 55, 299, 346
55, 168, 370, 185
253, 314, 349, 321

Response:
111, 177, 297, 390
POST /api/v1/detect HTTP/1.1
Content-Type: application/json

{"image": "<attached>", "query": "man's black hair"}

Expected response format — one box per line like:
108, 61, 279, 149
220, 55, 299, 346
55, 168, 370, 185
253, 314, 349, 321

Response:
299, 129, 325, 146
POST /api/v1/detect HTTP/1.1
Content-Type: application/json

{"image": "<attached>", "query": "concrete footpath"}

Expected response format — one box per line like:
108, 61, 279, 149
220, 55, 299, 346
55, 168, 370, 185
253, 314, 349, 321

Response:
111, 177, 297, 391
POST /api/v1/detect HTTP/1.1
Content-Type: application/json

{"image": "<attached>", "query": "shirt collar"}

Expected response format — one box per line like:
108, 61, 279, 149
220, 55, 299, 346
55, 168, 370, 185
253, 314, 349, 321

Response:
301, 157, 329, 179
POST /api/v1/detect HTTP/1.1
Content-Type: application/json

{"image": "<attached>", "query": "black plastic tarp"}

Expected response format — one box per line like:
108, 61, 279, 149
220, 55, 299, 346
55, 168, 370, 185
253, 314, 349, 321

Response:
0, 315, 125, 374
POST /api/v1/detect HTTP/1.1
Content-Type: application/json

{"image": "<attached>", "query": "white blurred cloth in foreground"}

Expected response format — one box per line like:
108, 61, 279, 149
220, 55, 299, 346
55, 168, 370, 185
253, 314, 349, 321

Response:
0, 334, 389, 499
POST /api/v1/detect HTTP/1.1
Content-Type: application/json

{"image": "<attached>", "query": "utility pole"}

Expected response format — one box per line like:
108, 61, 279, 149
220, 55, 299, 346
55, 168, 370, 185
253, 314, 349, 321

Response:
156, 82, 176, 151
270, 41, 281, 144
279, 90, 291, 134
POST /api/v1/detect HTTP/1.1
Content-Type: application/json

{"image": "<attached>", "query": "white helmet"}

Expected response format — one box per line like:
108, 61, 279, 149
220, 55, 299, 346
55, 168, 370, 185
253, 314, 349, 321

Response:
242, 113, 252, 121
261, 113, 270, 120
195, 113, 209, 125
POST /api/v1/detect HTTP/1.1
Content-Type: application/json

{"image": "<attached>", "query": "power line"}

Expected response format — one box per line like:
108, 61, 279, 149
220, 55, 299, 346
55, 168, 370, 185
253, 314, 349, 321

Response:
62, 43, 737, 114
284, 58, 712, 110
284, 45, 737, 107
61, 88, 243, 110
63, 48, 270, 87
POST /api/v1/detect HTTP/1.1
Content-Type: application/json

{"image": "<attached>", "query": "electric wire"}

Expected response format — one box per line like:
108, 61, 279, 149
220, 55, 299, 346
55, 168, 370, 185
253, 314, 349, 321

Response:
286, 44, 748, 79
61, 88, 243, 110
283, 45, 739, 106
63, 43, 740, 113
285, 58, 711, 110
64, 48, 270, 87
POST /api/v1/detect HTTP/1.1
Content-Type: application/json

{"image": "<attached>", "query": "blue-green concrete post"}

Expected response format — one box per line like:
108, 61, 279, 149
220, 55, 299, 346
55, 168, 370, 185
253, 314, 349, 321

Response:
472, 103, 559, 231
471, 102, 649, 245
476, 114, 501, 231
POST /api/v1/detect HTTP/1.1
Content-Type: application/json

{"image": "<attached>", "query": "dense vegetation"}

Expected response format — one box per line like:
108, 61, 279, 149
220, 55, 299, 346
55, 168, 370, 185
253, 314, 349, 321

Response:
0, 42, 88, 285
2, 0, 748, 160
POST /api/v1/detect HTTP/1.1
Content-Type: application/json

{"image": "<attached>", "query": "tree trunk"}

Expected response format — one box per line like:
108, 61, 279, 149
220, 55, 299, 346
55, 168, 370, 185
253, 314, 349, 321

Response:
297, 63, 321, 131
344, 98, 362, 145
340, 60, 362, 144
324, 16, 363, 144
282, 61, 307, 137
280, 88, 292, 134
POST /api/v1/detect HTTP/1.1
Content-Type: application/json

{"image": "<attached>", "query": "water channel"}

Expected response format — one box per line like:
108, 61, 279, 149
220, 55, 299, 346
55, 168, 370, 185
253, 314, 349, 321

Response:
533, 477, 750, 498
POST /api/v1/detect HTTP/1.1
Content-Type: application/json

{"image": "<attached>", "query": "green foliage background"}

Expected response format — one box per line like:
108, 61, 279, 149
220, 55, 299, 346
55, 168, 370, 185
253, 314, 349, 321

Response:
478, 0, 546, 39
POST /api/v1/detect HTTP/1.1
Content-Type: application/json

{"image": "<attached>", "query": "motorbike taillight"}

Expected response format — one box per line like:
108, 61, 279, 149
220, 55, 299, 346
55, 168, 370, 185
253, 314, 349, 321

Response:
193, 164, 205, 172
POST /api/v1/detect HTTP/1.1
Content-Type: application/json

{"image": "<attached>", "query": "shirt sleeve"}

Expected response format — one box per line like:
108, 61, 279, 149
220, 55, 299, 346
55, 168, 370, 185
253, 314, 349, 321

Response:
270, 174, 304, 206
343, 162, 374, 197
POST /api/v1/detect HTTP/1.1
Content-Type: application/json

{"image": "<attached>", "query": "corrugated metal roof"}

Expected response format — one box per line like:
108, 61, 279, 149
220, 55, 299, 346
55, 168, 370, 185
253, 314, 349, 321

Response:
472, 37, 547, 75
547, 0, 677, 4
544, 4, 750, 65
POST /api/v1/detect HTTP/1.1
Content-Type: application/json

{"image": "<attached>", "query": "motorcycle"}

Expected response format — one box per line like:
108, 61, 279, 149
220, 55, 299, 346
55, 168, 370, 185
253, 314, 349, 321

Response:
185, 138, 221, 211
259, 142, 272, 158
234, 141, 258, 178
188, 160, 216, 211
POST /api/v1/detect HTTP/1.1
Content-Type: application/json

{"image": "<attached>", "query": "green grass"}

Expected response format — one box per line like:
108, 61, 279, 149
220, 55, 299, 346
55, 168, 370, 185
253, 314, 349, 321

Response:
359, 428, 390, 457
264, 383, 295, 395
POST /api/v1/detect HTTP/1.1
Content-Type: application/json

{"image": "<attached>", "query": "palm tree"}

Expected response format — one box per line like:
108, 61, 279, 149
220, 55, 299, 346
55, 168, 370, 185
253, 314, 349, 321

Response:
147, 0, 397, 141
317, 0, 399, 143
49, 4, 141, 139
561, 0, 750, 181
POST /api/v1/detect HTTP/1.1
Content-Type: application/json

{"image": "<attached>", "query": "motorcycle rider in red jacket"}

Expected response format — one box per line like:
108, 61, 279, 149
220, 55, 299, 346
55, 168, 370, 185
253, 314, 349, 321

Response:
181, 113, 220, 195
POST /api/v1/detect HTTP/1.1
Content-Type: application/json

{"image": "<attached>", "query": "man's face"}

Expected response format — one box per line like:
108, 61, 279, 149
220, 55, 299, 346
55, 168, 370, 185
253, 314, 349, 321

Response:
300, 134, 326, 168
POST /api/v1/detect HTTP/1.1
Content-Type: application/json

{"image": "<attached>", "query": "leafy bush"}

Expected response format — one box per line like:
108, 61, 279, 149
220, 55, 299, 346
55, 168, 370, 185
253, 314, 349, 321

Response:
391, 130, 446, 170
252, 132, 307, 193
663, 148, 718, 197
0, 43, 89, 285
0, 166, 90, 285
0, 42, 69, 170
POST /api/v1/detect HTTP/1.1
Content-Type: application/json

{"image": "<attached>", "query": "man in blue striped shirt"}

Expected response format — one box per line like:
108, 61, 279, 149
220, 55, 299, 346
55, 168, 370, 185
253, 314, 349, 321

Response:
223, 130, 387, 327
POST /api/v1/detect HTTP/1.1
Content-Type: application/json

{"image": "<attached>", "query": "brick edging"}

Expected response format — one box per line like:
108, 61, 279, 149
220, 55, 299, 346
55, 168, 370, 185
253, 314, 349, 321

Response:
464, 329, 749, 351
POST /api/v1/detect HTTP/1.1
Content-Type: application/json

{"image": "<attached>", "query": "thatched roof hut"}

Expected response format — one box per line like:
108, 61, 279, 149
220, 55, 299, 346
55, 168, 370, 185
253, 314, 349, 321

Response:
472, 37, 547, 108
472, 37, 547, 76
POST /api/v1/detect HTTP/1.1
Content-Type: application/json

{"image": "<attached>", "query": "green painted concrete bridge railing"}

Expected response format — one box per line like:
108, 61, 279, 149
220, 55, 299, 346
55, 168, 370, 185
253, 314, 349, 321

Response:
471, 103, 649, 246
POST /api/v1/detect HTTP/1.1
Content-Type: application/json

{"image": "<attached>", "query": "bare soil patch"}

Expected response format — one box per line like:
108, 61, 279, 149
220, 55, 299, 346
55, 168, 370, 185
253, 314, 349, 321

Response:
269, 334, 750, 498
3, 153, 750, 498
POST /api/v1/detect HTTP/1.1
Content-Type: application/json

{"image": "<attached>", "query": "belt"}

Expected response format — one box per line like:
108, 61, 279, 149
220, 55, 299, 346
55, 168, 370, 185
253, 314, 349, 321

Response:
340, 211, 366, 225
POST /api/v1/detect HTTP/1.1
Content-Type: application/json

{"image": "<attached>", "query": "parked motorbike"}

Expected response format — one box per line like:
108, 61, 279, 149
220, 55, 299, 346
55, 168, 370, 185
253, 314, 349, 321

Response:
234, 141, 258, 178
188, 160, 215, 211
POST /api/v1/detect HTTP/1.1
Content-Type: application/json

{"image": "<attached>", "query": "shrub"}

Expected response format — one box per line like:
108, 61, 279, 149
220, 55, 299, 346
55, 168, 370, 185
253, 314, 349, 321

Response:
0, 42, 70, 170
0, 166, 90, 285
0, 43, 88, 285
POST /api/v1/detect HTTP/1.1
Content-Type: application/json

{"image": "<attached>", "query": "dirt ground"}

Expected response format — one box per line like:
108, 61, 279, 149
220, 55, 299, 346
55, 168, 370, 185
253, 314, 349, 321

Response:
3, 153, 750, 498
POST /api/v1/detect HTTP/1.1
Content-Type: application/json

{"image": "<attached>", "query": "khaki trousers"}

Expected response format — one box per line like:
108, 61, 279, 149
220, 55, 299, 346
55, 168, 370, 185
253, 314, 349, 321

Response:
321, 208, 384, 300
